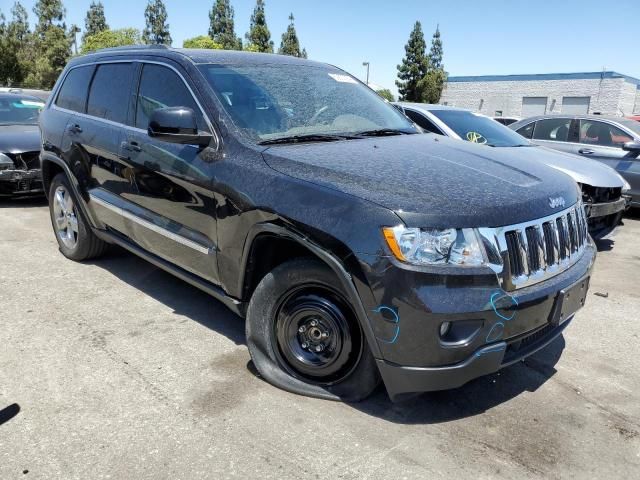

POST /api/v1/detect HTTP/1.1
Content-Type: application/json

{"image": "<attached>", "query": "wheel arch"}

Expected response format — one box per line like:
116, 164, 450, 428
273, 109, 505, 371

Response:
40, 153, 99, 228
239, 223, 382, 359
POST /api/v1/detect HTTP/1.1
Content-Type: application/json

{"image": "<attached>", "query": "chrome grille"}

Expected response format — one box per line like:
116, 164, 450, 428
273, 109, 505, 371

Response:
478, 203, 589, 290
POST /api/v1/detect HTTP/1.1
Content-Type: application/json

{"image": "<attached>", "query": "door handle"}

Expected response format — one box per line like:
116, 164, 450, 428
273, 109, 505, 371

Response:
67, 123, 82, 134
121, 140, 142, 152
578, 148, 594, 155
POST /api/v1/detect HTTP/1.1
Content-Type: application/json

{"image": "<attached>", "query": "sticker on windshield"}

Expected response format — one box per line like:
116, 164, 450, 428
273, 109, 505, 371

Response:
328, 73, 358, 84
466, 131, 487, 144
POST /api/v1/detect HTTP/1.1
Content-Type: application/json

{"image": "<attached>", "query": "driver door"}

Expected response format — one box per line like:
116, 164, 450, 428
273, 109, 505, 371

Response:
121, 61, 221, 284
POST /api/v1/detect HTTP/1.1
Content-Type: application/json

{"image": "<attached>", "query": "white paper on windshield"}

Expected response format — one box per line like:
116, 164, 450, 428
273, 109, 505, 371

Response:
328, 73, 357, 84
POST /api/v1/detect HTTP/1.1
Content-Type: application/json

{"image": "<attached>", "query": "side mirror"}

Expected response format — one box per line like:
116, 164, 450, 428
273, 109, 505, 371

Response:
622, 141, 640, 157
148, 107, 212, 146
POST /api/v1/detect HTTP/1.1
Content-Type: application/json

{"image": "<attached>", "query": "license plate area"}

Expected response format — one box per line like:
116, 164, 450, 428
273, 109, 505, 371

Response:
550, 275, 590, 326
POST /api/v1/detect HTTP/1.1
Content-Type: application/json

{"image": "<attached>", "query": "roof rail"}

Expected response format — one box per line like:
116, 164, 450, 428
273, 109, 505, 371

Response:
92, 44, 170, 54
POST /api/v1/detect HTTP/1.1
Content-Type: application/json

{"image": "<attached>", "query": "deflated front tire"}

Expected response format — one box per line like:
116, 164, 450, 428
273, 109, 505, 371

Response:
246, 258, 380, 402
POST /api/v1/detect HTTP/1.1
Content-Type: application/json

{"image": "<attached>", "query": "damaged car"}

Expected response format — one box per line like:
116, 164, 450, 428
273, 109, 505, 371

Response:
0, 92, 45, 197
396, 103, 629, 239
39, 47, 595, 402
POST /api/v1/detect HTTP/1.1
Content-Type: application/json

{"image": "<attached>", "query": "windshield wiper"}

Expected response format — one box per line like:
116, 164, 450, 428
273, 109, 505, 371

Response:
258, 134, 354, 145
353, 128, 415, 137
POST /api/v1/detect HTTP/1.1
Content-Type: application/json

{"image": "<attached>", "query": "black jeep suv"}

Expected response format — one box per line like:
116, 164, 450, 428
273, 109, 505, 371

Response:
39, 46, 595, 401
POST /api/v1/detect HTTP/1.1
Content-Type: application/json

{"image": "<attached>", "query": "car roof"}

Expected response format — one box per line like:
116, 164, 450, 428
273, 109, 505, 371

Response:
394, 102, 468, 112
0, 92, 45, 102
518, 114, 629, 123
69, 44, 331, 69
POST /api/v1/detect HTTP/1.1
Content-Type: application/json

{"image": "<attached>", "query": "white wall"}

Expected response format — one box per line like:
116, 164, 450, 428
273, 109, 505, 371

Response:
440, 77, 631, 117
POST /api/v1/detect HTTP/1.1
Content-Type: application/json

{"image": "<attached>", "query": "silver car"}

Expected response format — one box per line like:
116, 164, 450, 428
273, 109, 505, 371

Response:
395, 103, 630, 239
509, 115, 640, 208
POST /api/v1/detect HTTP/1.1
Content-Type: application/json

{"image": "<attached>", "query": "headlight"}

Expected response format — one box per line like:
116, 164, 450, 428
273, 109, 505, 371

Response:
383, 226, 485, 266
0, 152, 14, 171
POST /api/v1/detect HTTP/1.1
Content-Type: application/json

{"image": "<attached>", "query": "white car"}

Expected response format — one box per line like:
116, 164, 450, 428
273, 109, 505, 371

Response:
395, 102, 630, 239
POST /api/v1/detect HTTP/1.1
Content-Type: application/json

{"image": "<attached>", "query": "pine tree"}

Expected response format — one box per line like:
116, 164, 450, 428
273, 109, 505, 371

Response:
209, 0, 242, 50
428, 25, 443, 70
142, 0, 171, 45
83, 1, 108, 43
396, 21, 429, 102
278, 13, 306, 58
24, 0, 72, 88
245, 0, 273, 53
0, 3, 31, 85
419, 26, 446, 103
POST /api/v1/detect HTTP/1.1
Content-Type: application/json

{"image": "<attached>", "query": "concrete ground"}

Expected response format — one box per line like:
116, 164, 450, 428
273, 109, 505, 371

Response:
0, 198, 639, 480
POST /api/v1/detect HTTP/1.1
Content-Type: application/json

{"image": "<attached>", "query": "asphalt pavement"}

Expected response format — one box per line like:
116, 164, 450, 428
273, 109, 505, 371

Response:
1, 198, 639, 479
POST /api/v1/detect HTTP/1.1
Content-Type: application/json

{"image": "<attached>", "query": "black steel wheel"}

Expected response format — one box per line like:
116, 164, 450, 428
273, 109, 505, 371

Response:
274, 287, 362, 385
246, 258, 380, 402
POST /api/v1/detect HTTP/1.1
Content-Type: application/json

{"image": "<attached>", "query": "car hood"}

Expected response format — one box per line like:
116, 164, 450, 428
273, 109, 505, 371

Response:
500, 145, 626, 188
262, 134, 579, 228
0, 124, 41, 154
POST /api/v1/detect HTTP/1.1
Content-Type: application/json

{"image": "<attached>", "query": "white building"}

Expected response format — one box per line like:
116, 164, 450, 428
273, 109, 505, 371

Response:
440, 71, 640, 118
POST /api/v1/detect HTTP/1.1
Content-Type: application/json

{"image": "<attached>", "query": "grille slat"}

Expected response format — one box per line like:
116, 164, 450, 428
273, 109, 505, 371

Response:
503, 203, 588, 288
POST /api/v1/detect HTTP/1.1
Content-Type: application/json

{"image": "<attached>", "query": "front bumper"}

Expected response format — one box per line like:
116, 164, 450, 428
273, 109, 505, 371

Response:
356, 241, 596, 401
585, 197, 626, 240
378, 315, 574, 401
0, 169, 43, 196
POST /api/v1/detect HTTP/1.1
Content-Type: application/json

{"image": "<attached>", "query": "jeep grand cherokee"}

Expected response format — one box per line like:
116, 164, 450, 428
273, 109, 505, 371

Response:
39, 46, 595, 401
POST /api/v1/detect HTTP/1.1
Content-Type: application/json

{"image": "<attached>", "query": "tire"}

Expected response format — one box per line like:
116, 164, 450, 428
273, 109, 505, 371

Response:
246, 258, 380, 402
48, 173, 108, 261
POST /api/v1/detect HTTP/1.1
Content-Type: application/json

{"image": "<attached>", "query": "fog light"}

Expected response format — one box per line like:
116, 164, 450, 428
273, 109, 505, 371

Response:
439, 321, 451, 338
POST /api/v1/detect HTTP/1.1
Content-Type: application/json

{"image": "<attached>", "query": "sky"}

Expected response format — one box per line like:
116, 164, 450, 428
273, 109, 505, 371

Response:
8, 0, 640, 95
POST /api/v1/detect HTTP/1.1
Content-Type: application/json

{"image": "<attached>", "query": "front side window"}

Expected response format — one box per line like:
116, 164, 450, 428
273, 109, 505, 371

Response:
404, 109, 442, 134
199, 63, 416, 141
0, 96, 45, 125
429, 109, 530, 147
135, 64, 206, 131
56, 66, 94, 113
579, 120, 633, 147
532, 118, 571, 142
87, 63, 135, 124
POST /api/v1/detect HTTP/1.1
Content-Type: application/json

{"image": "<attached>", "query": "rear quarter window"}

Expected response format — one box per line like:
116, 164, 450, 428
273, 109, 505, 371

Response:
55, 66, 94, 113
516, 122, 534, 139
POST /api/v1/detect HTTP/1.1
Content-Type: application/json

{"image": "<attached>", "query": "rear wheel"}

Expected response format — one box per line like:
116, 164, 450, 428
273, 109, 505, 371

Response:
48, 173, 108, 261
246, 258, 379, 401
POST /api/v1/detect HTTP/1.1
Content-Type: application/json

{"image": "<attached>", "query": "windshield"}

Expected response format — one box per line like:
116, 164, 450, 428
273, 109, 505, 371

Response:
199, 63, 417, 142
431, 109, 531, 147
615, 118, 640, 136
0, 96, 45, 125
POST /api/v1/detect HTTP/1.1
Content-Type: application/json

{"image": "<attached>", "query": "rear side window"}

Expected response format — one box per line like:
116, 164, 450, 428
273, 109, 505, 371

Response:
404, 109, 442, 134
56, 66, 94, 113
135, 64, 206, 131
87, 63, 135, 124
532, 118, 571, 142
516, 122, 535, 139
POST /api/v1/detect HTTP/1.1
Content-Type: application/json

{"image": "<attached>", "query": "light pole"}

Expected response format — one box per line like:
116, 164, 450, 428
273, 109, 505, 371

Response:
362, 62, 370, 85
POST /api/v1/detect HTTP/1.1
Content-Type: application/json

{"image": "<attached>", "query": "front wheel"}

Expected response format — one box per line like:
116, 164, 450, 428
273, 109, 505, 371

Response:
246, 258, 379, 401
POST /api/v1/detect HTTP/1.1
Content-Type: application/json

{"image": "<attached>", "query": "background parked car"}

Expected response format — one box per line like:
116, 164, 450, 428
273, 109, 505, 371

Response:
396, 103, 629, 239
510, 115, 640, 208
0, 87, 51, 102
627, 115, 640, 122
0, 92, 45, 197
493, 116, 520, 126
